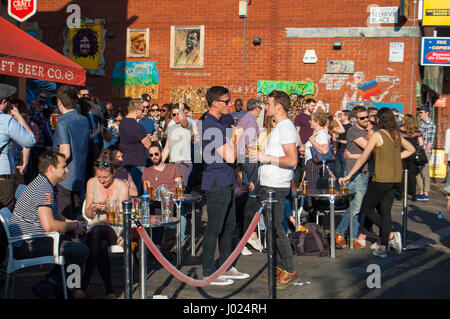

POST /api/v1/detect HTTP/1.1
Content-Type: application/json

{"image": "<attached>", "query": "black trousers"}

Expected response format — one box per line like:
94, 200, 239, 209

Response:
358, 181, 397, 246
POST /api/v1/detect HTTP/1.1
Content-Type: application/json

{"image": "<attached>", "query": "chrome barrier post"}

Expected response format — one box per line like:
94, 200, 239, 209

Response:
122, 200, 133, 299
266, 190, 276, 299
139, 221, 147, 299
401, 169, 420, 251
293, 189, 299, 230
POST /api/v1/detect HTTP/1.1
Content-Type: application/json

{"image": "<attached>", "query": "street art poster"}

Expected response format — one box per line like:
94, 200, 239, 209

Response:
170, 86, 209, 113
358, 79, 381, 100
63, 19, 107, 76
346, 102, 403, 113
326, 61, 355, 74
126, 28, 149, 58
112, 61, 159, 99
256, 80, 314, 96
170, 25, 205, 69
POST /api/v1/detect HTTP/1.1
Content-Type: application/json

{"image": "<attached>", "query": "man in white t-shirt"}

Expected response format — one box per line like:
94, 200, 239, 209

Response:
250, 90, 299, 289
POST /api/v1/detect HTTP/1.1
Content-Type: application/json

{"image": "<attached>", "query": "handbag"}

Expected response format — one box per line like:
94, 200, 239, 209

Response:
310, 144, 335, 164
415, 147, 428, 166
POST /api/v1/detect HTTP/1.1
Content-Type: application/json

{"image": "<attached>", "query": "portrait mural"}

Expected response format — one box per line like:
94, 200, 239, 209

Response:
63, 19, 107, 76
126, 28, 150, 58
170, 25, 205, 69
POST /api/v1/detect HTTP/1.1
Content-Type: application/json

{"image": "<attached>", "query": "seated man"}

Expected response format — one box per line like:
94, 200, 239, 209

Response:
142, 142, 185, 244
8, 150, 89, 298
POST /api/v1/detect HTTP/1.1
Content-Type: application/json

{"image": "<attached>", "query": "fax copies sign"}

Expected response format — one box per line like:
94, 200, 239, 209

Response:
421, 37, 450, 67
8, 0, 37, 22
370, 7, 398, 24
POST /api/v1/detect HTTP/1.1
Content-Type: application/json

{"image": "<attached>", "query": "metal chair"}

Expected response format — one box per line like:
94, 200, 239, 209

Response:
0, 207, 68, 299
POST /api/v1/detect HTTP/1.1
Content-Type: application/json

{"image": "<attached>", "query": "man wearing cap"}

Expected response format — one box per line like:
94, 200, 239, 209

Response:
0, 84, 37, 211
416, 105, 436, 201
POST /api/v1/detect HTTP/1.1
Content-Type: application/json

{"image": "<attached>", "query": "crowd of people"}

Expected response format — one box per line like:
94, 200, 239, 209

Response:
0, 81, 448, 298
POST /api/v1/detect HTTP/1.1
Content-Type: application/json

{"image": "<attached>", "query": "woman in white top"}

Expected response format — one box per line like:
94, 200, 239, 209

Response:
305, 111, 333, 192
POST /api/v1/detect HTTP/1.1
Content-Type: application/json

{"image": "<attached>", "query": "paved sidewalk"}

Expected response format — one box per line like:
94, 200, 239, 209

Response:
2, 181, 449, 299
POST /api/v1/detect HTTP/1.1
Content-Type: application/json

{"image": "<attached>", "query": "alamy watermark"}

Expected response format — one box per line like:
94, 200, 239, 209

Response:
366, 264, 381, 289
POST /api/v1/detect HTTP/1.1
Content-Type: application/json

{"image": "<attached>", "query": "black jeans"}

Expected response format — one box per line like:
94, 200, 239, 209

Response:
358, 181, 397, 246
202, 182, 236, 277
402, 156, 417, 196
260, 186, 295, 273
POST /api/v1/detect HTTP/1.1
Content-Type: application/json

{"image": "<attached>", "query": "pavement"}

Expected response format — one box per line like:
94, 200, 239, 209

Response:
2, 180, 449, 301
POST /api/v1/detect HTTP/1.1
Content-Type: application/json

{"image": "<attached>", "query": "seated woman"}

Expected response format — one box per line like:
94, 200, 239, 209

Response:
75, 150, 138, 299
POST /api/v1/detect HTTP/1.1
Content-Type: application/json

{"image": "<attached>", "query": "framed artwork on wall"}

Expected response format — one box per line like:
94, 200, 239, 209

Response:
126, 28, 149, 58
170, 25, 204, 69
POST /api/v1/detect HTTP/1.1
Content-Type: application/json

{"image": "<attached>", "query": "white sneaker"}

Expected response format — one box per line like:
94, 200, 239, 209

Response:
389, 232, 402, 255
221, 267, 250, 280
241, 246, 252, 256
247, 237, 262, 251
209, 275, 234, 286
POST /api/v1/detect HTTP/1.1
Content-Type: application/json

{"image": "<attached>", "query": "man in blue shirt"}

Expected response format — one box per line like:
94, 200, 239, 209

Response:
53, 85, 90, 220
0, 84, 36, 212
201, 86, 248, 286
231, 98, 247, 124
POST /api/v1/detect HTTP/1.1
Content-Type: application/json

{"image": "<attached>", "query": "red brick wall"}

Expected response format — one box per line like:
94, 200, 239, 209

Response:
29, 0, 448, 144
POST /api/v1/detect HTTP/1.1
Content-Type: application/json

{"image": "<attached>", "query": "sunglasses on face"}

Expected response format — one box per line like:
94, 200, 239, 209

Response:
216, 99, 231, 105
149, 152, 160, 158
171, 113, 179, 117
151, 108, 160, 112
94, 161, 112, 167
358, 116, 368, 120
161, 109, 169, 112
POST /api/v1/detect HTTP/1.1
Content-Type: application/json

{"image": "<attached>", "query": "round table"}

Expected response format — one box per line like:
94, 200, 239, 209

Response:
297, 191, 355, 258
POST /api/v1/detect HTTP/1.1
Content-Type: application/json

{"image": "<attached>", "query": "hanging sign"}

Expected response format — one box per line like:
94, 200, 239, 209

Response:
8, 0, 37, 22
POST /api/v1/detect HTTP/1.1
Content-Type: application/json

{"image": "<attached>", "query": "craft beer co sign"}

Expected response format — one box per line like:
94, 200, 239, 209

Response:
8, 0, 37, 22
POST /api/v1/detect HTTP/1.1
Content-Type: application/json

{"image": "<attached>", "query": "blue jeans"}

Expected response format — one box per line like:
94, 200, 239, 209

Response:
124, 165, 145, 195
334, 150, 346, 179
336, 171, 369, 239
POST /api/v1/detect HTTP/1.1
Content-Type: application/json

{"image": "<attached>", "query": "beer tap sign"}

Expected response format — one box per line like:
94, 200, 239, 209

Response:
8, 0, 37, 22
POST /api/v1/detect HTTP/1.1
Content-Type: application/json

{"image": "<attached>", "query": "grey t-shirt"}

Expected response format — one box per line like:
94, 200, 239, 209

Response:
345, 125, 368, 172
166, 121, 192, 162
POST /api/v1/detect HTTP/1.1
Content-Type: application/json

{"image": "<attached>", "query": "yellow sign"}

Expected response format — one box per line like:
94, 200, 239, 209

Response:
422, 0, 450, 26
69, 24, 102, 70
430, 149, 447, 179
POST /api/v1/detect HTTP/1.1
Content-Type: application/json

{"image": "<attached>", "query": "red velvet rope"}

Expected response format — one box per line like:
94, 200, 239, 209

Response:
136, 211, 263, 287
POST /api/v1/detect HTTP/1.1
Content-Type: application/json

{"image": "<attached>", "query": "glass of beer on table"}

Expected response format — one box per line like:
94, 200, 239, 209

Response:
176, 180, 184, 199
301, 180, 308, 195
144, 181, 154, 199
328, 177, 336, 194
106, 199, 116, 224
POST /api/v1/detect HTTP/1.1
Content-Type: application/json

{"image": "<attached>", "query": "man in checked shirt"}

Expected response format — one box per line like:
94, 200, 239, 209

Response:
416, 105, 436, 202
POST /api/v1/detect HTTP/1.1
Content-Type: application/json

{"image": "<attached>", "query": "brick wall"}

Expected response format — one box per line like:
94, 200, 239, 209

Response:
28, 0, 448, 146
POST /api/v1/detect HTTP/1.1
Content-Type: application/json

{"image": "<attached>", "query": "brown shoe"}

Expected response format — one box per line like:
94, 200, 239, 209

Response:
335, 231, 346, 248
348, 239, 366, 249
72, 288, 86, 299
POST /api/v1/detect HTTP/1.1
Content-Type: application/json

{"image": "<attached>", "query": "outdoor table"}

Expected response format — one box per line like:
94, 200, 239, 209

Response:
151, 193, 202, 266
297, 191, 354, 258
108, 215, 179, 299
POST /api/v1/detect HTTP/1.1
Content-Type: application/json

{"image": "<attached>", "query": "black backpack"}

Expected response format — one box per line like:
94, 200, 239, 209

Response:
288, 223, 330, 257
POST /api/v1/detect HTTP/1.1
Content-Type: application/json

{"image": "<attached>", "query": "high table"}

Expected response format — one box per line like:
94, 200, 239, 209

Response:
297, 191, 354, 258
151, 193, 203, 266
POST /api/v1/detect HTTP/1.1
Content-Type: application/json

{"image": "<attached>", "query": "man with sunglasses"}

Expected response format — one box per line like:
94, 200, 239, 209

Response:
416, 105, 436, 201
120, 99, 152, 195
335, 105, 370, 249
201, 86, 248, 286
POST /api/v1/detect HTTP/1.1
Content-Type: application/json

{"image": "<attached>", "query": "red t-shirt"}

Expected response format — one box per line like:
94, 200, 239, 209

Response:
142, 164, 181, 193
294, 113, 313, 145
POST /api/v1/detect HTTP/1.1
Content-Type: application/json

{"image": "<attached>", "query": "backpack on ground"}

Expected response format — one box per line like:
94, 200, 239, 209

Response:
288, 223, 330, 257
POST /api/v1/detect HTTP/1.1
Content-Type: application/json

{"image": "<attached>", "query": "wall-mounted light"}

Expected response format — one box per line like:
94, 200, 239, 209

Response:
333, 40, 342, 50
239, 0, 248, 18
253, 37, 261, 46
108, 31, 114, 38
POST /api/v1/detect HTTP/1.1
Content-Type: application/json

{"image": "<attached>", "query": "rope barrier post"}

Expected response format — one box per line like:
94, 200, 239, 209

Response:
139, 222, 147, 299
174, 199, 182, 267
402, 168, 408, 250
293, 189, 299, 231
266, 189, 276, 299
122, 200, 133, 299
329, 194, 336, 259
